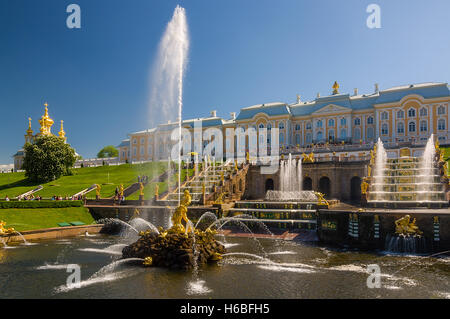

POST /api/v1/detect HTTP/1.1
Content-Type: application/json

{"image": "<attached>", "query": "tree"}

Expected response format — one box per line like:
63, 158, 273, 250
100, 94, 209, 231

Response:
97, 145, 118, 158
23, 135, 76, 183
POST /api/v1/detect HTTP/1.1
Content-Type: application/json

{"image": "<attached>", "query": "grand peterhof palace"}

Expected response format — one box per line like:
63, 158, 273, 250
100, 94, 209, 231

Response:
118, 82, 450, 163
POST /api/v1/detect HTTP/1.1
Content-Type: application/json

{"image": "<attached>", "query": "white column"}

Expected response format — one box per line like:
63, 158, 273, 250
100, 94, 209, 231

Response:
312, 119, 317, 141
362, 115, 365, 142
347, 114, 352, 142
375, 110, 380, 139
430, 104, 434, 133
392, 109, 396, 141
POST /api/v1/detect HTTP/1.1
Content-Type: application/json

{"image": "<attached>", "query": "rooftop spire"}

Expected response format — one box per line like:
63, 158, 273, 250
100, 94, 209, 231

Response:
58, 120, 66, 141
39, 102, 54, 135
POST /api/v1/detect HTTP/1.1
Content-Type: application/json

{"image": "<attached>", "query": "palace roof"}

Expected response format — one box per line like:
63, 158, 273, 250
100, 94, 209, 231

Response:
236, 82, 449, 119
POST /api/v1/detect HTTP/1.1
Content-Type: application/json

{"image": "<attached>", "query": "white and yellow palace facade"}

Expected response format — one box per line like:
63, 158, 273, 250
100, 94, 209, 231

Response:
118, 82, 450, 163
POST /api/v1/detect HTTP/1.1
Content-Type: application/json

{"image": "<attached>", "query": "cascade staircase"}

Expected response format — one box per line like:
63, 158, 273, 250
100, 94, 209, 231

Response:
163, 160, 246, 205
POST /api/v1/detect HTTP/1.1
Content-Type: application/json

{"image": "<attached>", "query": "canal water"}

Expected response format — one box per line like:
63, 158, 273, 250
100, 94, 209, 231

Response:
0, 234, 448, 298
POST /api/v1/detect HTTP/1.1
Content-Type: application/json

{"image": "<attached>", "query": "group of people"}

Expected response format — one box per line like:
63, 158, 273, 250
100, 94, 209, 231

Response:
137, 175, 149, 183
2, 194, 85, 201
114, 186, 125, 203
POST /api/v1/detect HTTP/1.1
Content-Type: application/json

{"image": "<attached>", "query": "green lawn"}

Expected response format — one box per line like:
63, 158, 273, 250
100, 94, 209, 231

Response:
0, 207, 95, 232
0, 162, 167, 199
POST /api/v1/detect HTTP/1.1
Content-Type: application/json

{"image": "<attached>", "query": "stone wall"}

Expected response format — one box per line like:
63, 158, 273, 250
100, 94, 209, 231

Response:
245, 160, 368, 201
317, 209, 450, 252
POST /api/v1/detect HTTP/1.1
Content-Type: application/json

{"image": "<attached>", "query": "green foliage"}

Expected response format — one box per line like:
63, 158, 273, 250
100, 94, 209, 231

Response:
0, 200, 83, 209
22, 135, 76, 183
97, 145, 119, 158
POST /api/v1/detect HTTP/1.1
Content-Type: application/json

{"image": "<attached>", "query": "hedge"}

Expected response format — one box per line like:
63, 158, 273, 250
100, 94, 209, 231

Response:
0, 200, 83, 209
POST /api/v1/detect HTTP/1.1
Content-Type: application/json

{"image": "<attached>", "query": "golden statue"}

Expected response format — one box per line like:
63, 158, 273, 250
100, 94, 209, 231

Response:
143, 256, 153, 266
154, 184, 159, 197
361, 178, 369, 195
314, 192, 329, 207
332, 81, 339, 95
367, 165, 372, 177
302, 153, 315, 163
0, 221, 15, 235
133, 208, 140, 218
119, 184, 124, 197
395, 215, 423, 236
139, 182, 144, 196
369, 150, 375, 166
234, 160, 238, 172
435, 139, 440, 150
95, 184, 101, 197
170, 190, 192, 233
214, 192, 227, 204
246, 152, 250, 163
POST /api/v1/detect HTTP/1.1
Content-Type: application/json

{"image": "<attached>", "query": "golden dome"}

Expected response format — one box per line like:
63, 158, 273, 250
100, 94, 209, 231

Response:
39, 103, 54, 135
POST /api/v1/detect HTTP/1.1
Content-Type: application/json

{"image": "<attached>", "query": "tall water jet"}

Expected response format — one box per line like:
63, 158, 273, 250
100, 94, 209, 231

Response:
280, 153, 302, 192
372, 138, 387, 201
148, 5, 189, 205
418, 134, 436, 201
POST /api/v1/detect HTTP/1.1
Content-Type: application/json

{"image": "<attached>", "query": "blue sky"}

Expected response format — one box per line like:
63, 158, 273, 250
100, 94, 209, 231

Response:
0, 0, 449, 163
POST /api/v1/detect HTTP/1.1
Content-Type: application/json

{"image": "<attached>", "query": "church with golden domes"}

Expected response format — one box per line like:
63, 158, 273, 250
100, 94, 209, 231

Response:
13, 103, 67, 171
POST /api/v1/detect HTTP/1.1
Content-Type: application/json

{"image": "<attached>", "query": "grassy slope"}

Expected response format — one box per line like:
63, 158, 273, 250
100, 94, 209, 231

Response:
0, 207, 95, 232
0, 162, 167, 199
441, 146, 450, 174
127, 167, 194, 200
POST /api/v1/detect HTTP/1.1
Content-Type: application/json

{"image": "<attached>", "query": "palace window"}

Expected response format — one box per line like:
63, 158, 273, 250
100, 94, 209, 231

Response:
133, 138, 137, 144
258, 123, 265, 129
367, 127, 374, 139
397, 110, 404, 118
140, 147, 144, 156
408, 108, 416, 117
438, 119, 446, 130
306, 122, 312, 130
328, 119, 335, 127
148, 145, 152, 155
317, 131, 323, 141
279, 122, 285, 130
133, 147, 137, 156
295, 134, 301, 145
279, 132, 284, 144
317, 120, 323, 128
295, 124, 301, 131
306, 133, 312, 144
367, 116, 374, 125
354, 128, 361, 141
354, 118, 361, 126
140, 138, 145, 144
420, 120, 428, 132
438, 105, 446, 115
397, 122, 405, 134
381, 124, 388, 135
408, 121, 416, 132
340, 129, 347, 139
267, 124, 272, 130
328, 130, 335, 141
381, 111, 388, 120
419, 108, 428, 117
340, 118, 347, 126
